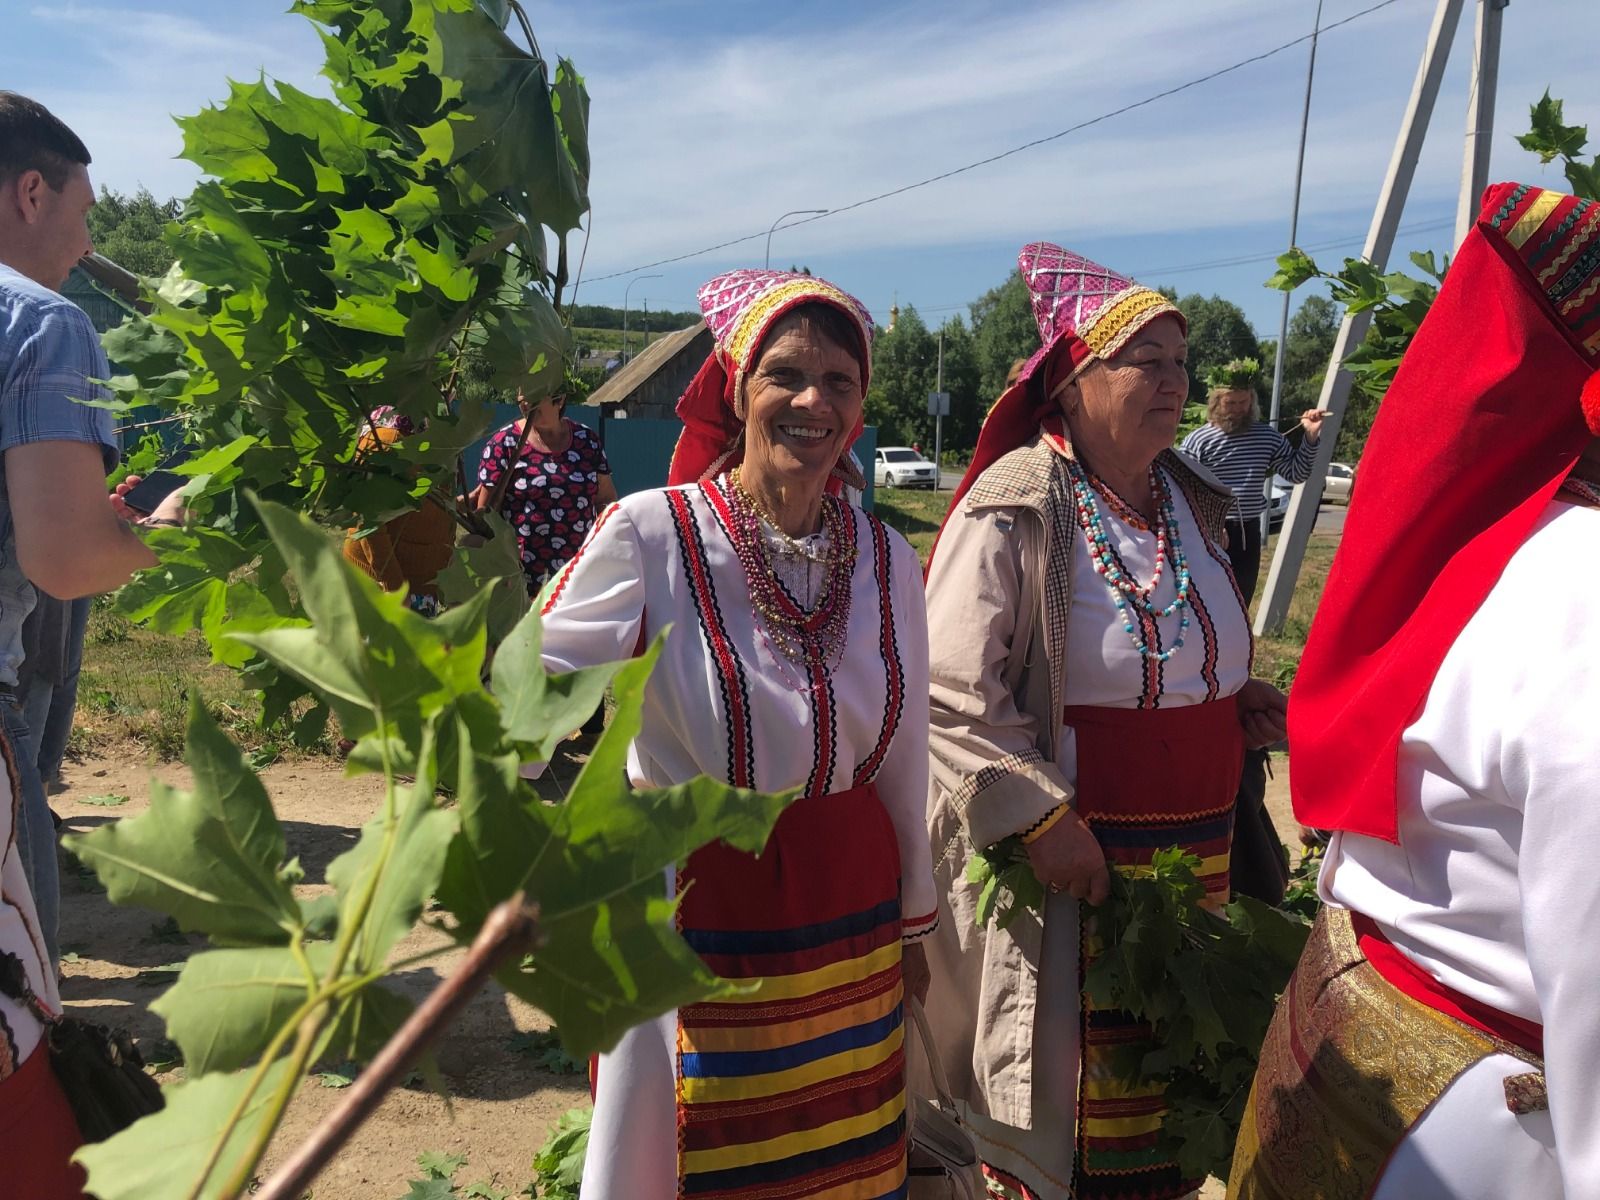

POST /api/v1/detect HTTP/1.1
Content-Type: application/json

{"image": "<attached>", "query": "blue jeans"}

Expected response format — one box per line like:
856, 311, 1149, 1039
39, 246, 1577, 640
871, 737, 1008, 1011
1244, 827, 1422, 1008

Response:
3, 696, 57, 967
21, 595, 89, 785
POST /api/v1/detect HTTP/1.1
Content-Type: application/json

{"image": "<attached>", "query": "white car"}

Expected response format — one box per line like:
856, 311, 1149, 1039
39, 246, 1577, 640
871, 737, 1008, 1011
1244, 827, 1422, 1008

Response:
1268, 476, 1292, 531
874, 447, 937, 489
1324, 461, 1356, 502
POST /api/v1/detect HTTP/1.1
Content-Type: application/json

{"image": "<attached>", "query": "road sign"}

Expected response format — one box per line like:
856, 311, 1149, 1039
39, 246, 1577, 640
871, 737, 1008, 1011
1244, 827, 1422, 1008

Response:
927, 391, 950, 416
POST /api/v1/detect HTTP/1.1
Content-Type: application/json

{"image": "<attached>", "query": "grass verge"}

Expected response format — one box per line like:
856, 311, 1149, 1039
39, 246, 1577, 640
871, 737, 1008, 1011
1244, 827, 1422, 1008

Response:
74, 596, 326, 762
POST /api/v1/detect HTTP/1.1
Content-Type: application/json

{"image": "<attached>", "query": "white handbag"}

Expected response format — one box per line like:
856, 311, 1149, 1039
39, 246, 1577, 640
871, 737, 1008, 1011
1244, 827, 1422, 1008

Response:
905, 998, 984, 1200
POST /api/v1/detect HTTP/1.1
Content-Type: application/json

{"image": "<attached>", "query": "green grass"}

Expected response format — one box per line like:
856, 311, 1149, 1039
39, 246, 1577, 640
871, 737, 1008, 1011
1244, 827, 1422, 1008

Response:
74, 596, 327, 762
871, 487, 954, 561
1252, 531, 1339, 691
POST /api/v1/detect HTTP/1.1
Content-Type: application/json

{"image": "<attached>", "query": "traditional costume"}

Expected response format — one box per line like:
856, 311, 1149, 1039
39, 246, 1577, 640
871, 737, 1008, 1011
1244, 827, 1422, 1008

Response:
921, 245, 1255, 1200
541, 269, 938, 1200
1228, 182, 1600, 1200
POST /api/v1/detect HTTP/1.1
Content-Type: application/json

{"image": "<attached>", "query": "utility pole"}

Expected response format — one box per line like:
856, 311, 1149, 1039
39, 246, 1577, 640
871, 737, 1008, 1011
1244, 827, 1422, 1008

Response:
933, 329, 945, 487
1456, 0, 1508, 243
1256, 0, 1468, 635
1262, 0, 1324, 544
621, 273, 661, 365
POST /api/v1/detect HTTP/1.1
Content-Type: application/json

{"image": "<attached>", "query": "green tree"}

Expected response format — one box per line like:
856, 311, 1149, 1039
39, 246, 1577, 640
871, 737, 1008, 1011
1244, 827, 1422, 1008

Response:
1259, 294, 1345, 448
934, 315, 983, 458
87, 188, 182, 276
865, 305, 936, 446
969, 271, 1038, 403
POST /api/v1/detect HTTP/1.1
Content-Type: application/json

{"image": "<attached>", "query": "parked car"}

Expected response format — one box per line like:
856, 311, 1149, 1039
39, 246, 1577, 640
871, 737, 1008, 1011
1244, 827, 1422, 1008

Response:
1324, 461, 1356, 502
1268, 475, 1292, 531
874, 447, 937, 489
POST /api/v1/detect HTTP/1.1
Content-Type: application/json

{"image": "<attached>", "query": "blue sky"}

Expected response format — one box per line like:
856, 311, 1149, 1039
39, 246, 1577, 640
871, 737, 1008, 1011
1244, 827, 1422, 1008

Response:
6, 0, 1595, 334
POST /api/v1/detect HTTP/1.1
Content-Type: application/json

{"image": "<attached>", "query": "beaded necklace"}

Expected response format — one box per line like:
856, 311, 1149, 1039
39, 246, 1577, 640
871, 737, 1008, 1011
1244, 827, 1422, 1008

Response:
1066, 458, 1192, 662
724, 469, 858, 668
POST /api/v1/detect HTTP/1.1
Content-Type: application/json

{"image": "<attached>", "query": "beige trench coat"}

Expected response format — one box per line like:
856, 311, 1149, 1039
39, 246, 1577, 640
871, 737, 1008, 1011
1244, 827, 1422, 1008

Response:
920, 435, 1234, 1132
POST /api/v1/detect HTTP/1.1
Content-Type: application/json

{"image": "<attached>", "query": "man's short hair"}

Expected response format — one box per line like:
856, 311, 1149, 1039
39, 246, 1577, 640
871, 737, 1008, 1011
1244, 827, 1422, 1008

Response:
0, 92, 91, 191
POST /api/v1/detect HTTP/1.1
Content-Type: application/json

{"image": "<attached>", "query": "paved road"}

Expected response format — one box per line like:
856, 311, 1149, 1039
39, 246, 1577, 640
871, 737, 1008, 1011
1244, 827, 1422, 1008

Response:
928, 468, 1349, 535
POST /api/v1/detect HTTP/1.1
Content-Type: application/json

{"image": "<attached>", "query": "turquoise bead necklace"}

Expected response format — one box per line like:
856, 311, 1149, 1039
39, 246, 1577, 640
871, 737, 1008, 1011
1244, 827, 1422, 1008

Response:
1067, 459, 1192, 662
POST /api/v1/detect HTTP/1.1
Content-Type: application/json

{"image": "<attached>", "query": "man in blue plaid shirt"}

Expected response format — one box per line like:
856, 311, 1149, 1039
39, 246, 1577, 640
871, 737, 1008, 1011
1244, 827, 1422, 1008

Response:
0, 93, 181, 970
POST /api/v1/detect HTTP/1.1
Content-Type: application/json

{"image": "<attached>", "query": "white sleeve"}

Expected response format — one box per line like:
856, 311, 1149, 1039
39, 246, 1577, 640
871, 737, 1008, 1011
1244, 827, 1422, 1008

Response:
538, 500, 647, 672
876, 534, 936, 941
1507, 629, 1600, 1197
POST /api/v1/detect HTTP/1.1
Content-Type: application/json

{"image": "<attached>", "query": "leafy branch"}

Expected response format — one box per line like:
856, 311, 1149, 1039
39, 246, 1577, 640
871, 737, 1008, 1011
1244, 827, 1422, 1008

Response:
967, 845, 1307, 1179
1263, 93, 1597, 409
64, 5, 801, 1196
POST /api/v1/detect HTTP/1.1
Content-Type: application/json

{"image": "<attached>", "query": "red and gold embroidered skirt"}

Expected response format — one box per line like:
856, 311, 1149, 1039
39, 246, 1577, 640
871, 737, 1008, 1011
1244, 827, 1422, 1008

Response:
674, 782, 908, 1200
1065, 698, 1245, 1200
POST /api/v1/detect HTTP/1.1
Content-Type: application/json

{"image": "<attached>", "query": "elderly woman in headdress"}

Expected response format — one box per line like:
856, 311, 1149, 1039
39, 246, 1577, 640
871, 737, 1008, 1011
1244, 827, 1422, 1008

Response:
536, 268, 937, 1200
920, 245, 1287, 1200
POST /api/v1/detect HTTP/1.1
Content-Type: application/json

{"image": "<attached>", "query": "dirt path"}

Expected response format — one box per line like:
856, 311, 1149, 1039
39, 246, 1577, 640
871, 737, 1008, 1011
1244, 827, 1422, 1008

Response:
53, 746, 1302, 1198
55, 748, 587, 1199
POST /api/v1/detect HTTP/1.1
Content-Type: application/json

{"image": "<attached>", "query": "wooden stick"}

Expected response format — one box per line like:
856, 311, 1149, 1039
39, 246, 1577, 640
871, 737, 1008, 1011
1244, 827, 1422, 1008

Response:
253, 897, 543, 1200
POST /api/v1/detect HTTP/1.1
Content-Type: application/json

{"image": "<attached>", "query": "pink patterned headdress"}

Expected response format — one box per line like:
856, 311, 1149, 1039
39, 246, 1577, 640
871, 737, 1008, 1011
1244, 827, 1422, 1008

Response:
1017, 242, 1182, 380
927, 244, 1184, 566
669, 268, 875, 486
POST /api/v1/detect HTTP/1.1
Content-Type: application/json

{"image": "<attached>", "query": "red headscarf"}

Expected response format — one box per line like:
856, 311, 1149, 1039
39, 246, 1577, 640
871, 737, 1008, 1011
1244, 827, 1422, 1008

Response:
668, 269, 875, 489
1290, 182, 1600, 842
929, 242, 1184, 563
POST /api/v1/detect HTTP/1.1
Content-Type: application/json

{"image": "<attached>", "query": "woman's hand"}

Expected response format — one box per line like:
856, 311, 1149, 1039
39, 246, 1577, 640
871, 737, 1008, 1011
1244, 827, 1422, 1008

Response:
902, 941, 931, 1006
1026, 809, 1110, 905
1236, 678, 1289, 750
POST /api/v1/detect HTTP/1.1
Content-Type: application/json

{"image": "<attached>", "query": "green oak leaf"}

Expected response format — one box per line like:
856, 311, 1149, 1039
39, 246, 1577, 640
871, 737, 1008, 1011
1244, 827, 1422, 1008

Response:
63, 697, 302, 946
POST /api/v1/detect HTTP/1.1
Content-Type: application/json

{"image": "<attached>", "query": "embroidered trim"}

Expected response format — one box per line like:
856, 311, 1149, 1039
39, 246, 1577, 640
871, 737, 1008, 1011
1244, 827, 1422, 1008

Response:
725, 278, 869, 371
853, 514, 903, 787
1020, 803, 1069, 845
666, 489, 756, 788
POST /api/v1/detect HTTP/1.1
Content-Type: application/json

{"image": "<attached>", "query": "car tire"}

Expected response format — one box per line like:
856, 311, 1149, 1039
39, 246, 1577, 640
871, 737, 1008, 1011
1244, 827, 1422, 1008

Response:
885, 473, 897, 487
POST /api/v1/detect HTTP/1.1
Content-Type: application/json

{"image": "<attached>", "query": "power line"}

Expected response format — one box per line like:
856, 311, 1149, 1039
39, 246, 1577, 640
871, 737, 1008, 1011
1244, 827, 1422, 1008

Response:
884, 215, 1456, 318
585, 0, 1412, 285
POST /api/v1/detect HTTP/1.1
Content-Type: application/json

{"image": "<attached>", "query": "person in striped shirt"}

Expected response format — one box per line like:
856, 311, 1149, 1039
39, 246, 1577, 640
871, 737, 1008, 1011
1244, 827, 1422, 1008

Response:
1179, 361, 1327, 603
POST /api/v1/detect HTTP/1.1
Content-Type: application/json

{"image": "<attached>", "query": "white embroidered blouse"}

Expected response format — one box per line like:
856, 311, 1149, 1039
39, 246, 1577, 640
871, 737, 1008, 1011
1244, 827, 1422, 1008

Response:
538, 478, 938, 939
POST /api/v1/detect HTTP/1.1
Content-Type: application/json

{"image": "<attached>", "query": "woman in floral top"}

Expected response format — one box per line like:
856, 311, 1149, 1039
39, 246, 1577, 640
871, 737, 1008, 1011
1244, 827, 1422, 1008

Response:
474, 389, 618, 597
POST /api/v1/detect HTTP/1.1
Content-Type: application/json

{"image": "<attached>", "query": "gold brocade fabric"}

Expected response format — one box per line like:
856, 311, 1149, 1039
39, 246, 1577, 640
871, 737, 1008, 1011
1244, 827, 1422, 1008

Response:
1227, 908, 1497, 1200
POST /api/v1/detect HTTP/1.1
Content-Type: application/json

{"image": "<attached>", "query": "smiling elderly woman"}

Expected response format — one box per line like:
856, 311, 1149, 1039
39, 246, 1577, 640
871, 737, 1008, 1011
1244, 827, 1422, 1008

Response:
919, 245, 1287, 1200
535, 269, 936, 1200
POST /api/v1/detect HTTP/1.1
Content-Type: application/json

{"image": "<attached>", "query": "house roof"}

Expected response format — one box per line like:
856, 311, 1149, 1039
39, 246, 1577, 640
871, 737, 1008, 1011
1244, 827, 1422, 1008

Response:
589, 323, 708, 408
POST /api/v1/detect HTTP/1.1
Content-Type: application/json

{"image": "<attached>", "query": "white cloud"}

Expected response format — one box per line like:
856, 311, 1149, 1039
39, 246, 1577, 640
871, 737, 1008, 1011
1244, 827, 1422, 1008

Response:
15, 0, 1596, 315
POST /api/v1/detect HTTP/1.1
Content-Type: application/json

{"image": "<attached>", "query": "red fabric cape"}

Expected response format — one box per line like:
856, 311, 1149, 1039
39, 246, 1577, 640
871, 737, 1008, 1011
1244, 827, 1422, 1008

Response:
1290, 182, 1600, 842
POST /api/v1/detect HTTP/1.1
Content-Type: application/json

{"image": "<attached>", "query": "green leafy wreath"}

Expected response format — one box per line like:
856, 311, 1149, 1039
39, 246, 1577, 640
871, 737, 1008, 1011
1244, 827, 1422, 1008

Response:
1204, 357, 1263, 392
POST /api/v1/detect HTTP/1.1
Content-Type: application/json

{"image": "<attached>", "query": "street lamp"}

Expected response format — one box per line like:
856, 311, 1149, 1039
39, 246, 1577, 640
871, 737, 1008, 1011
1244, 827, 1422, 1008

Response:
764, 209, 828, 269
622, 273, 662, 364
